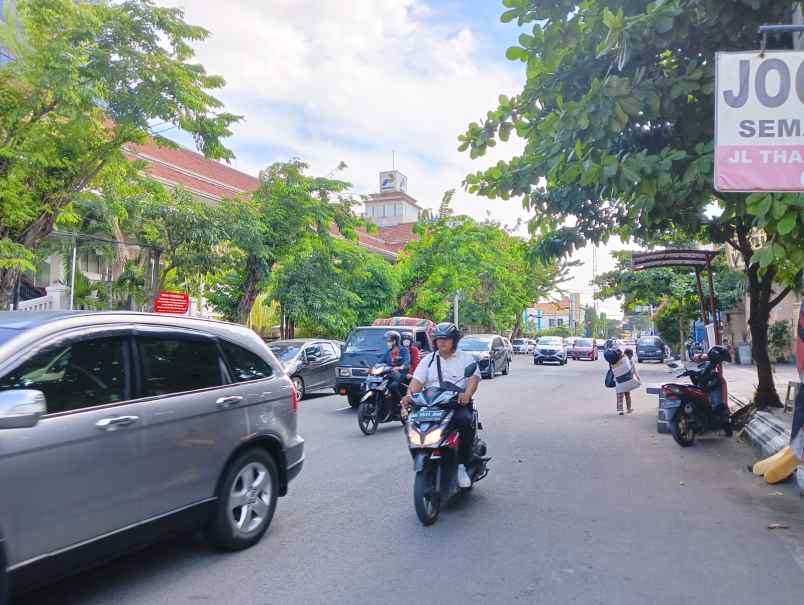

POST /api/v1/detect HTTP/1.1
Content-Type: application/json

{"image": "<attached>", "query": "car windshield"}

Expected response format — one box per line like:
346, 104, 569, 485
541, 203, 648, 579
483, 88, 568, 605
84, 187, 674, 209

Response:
512, 339, 525, 345
575, 338, 593, 347
639, 338, 660, 346
269, 343, 303, 363
539, 337, 563, 346
458, 338, 491, 351
345, 329, 386, 353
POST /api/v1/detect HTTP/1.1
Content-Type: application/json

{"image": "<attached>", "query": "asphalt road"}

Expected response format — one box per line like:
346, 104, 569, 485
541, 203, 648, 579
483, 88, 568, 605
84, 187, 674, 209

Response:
17, 356, 804, 605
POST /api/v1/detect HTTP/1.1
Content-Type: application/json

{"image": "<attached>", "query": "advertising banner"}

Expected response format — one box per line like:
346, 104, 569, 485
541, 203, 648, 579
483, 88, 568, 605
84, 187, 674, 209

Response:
715, 50, 804, 192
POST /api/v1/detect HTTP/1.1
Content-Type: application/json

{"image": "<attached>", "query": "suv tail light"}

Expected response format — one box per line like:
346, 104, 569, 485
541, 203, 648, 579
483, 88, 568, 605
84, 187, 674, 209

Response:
291, 384, 299, 413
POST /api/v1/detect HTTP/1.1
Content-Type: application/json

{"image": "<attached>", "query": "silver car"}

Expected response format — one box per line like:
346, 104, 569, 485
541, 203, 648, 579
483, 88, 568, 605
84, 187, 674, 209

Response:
0, 311, 304, 600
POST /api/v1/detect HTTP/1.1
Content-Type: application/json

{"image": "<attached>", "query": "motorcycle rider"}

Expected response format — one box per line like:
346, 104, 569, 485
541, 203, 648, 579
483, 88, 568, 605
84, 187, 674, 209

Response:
401, 322, 481, 488
381, 330, 410, 412
401, 331, 421, 374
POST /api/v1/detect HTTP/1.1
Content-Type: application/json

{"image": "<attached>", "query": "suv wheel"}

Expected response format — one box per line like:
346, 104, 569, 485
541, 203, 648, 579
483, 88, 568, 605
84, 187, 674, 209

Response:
347, 388, 362, 408
208, 448, 279, 551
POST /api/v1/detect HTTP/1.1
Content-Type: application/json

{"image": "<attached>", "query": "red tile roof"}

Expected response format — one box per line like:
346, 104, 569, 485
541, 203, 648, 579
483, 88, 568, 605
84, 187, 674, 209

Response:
124, 140, 260, 202
124, 139, 420, 259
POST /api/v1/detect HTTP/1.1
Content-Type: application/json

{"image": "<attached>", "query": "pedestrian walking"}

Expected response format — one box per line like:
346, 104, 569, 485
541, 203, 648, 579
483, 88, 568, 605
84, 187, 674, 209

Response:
604, 347, 640, 415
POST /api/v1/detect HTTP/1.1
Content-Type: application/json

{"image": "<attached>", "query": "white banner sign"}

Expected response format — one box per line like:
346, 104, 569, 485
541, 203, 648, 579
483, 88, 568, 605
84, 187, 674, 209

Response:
715, 50, 804, 192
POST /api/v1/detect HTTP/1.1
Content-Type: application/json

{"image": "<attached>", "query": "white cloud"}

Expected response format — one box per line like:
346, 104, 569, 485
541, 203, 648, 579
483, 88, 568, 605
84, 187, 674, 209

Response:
159, 0, 523, 222
160, 0, 634, 315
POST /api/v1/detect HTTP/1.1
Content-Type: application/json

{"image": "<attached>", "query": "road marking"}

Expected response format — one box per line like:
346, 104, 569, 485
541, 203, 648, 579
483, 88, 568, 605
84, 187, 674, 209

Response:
335, 406, 352, 411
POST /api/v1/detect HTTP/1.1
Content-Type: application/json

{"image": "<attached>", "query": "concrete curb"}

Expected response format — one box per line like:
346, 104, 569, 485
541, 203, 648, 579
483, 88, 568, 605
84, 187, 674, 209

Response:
732, 394, 792, 458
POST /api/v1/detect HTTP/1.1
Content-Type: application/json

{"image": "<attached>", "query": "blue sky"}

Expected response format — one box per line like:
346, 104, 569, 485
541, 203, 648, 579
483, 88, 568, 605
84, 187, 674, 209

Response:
159, 1, 629, 317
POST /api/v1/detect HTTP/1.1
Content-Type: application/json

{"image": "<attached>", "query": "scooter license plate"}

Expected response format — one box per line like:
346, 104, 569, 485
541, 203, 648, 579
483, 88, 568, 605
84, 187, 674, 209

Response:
413, 409, 445, 422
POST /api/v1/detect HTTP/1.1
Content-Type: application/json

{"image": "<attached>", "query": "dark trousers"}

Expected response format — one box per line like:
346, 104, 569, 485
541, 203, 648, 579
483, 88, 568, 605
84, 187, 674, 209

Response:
387, 370, 404, 407
792, 382, 804, 444
452, 405, 476, 466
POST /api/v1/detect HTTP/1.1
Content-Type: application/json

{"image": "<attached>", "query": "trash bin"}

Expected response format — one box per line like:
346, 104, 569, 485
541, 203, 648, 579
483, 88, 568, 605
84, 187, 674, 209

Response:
738, 343, 752, 365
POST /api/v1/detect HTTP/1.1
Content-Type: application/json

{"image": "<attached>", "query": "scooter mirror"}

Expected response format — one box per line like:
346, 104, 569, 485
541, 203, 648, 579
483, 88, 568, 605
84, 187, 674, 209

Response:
464, 362, 478, 378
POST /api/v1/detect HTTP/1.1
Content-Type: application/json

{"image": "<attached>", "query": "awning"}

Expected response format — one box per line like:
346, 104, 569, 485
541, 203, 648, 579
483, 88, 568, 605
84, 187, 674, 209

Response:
631, 249, 720, 271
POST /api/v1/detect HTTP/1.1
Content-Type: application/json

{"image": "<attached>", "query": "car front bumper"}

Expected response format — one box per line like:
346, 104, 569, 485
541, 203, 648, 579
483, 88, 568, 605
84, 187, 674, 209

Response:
534, 352, 565, 362
638, 350, 664, 359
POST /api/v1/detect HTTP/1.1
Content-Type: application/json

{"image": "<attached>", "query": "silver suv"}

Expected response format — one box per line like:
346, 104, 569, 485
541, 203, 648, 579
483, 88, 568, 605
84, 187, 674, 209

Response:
0, 312, 304, 601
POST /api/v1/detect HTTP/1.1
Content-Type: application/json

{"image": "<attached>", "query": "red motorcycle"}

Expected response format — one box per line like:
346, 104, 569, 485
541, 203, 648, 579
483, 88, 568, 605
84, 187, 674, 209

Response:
662, 346, 732, 447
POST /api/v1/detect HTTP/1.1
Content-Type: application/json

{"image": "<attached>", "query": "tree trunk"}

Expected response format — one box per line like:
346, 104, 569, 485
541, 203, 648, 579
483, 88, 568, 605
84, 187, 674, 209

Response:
0, 267, 19, 310
238, 255, 261, 325
737, 223, 781, 408
511, 311, 523, 339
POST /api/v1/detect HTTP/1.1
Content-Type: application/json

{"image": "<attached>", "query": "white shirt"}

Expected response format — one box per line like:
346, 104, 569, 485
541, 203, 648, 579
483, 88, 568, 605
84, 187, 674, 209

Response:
412, 350, 481, 389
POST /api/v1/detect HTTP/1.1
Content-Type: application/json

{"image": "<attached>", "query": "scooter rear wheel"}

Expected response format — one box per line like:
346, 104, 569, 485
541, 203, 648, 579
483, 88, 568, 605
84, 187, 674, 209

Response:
414, 464, 440, 526
670, 412, 696, 447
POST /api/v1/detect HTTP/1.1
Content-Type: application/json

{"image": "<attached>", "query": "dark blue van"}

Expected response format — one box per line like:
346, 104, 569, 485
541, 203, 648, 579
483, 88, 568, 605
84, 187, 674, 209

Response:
335, 326, 432, 406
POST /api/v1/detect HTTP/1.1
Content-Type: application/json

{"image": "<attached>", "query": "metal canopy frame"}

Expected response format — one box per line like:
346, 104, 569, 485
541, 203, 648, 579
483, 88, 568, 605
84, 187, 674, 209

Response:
631, 249, 721, 345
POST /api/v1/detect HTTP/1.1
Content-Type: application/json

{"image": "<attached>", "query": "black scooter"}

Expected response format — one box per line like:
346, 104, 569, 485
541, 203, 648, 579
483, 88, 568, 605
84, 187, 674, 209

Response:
405, 362, 490, 526
357, 364, 407, 435
662, 361, 732, 447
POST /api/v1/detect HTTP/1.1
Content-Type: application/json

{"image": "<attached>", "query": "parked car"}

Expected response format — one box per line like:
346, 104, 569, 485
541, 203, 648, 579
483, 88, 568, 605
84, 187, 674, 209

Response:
511, 338, 529, 354
595, 338, 606, 348
0, 311, 303, 600
269, 339, 341, 399
501, 337, 514, 363
636, 336, 667, 363
457, 334, 510, 379
336, 325, 432, 407
526, 339, 537, 354
569, 337, 598, 360
534, 336, 568, 365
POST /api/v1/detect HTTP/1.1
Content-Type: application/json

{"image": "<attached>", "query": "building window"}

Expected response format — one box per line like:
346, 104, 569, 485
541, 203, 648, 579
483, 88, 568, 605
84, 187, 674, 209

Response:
396, 202, 402, 217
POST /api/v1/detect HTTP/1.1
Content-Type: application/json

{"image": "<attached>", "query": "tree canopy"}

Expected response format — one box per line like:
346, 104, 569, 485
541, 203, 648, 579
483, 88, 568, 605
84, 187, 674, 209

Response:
0, 0, 238, 308
461, 0, 802, 405
398, 216, 566, 334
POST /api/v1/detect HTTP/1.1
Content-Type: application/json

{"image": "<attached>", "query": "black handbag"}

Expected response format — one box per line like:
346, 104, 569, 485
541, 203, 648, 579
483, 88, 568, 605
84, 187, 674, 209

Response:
605, 367, 616, 388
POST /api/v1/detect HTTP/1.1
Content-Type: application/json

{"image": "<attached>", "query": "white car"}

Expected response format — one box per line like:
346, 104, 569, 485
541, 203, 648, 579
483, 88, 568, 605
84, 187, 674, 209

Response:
526, 339, 537, 354
533, 336, 568, 365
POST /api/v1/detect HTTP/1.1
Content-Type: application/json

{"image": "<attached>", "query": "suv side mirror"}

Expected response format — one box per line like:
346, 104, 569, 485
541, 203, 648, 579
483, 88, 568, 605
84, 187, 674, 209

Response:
0, 390, 46, 429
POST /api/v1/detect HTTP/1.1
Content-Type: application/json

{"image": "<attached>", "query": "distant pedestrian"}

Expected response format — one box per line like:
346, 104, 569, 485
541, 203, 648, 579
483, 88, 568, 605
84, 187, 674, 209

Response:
624, 348, 641, 383
792, 302, 803, 492
604, 347, 640, 415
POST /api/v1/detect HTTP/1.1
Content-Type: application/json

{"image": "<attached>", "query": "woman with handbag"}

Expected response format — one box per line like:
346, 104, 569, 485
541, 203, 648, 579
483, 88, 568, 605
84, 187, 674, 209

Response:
604, 347, 640, 415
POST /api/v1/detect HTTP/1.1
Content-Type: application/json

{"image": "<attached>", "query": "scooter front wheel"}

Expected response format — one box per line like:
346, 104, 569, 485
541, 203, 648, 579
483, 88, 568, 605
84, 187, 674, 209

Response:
670, 412, 696, 447
358, 399, 378, 435
414, 464, 440, 526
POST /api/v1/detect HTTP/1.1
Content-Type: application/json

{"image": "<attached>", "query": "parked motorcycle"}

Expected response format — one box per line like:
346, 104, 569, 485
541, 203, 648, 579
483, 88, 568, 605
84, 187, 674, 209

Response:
662, 359, 732, 447
357, 364, 406, 435
405, 362, 490, 525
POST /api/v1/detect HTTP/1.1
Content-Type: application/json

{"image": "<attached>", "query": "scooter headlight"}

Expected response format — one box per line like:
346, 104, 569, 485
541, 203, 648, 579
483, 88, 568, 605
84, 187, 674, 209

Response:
422, 428, 443, 447
407, 428, 422, 446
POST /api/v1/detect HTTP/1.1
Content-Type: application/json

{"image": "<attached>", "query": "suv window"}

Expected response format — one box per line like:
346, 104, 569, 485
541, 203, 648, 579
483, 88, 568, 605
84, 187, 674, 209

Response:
221, 341, 273, 382
137, 336, 224, 397
0, 336, 128, 414
305, 344, 323, 361
322, 342, 339, 358
638, 337, 661, 346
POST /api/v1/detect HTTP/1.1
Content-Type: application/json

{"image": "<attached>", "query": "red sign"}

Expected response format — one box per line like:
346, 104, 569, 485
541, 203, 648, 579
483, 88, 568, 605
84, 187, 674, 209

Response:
154, 291, 190, 314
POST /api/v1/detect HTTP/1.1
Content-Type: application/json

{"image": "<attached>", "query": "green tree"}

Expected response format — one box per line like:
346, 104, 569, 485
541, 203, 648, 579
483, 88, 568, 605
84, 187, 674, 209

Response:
132, 186, 223, 308
271, 239, 399, 339
462, 0, 802, 405
0, 0, 238, 308
212, 160, 359, 323
398, 216, 563, 334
